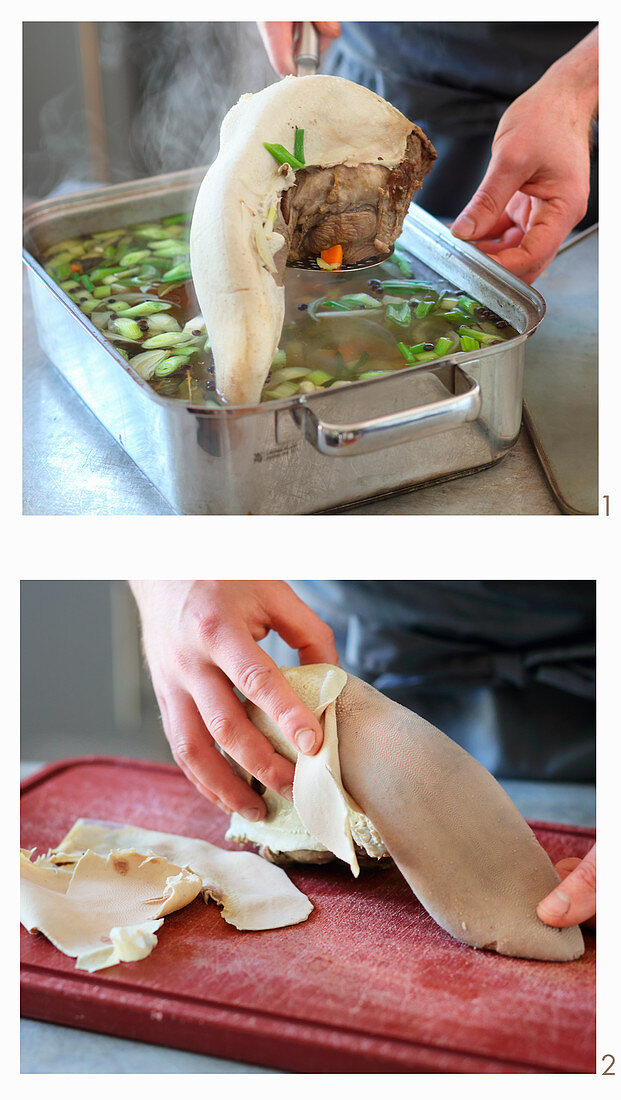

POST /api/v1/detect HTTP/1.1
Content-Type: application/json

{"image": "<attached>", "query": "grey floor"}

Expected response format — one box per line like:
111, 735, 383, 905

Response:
20, 1019, 276, 1074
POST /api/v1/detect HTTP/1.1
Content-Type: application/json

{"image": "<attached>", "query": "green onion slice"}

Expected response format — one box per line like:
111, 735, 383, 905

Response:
320, 299, 352, 312
270, 349, 287, 368
458, 326, 502, 346
458, 295, 480, 314
336, 293, 382, 310
437, 309, 472, 324
154, 355, 189, 377
161, 263, 191, 282
380, 280, 435, 294
386, 302, 411, 327
415, 300, 435, 318
263, 142, 305, 171
305, 369, 334, 386
434, 337, 453, 357
129, 349, 169, 380
392, 254, 412, 276
142, 331, 190, 349
460, 335, 480, 351
294, 128, 305, 165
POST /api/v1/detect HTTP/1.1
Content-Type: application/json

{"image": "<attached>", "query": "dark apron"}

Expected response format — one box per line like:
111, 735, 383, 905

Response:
292, 581, 595, 781
323, 22, 598, 224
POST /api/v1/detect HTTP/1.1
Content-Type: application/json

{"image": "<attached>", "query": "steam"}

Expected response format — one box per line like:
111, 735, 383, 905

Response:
126, 22, 275, 177
25, 87, 97, 203
24, 22, 276, 202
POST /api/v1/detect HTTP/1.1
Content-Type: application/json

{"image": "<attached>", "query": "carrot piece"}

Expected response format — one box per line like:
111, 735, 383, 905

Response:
337, 342, 360, 360
320, 244, 343, 268
70, 262, 82, 273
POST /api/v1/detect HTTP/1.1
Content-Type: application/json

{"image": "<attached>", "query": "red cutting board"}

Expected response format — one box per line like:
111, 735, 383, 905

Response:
21, 756, 595, 1074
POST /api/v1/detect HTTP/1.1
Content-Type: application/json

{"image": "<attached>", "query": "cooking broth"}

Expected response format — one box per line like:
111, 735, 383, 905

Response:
39, 213, 518, 407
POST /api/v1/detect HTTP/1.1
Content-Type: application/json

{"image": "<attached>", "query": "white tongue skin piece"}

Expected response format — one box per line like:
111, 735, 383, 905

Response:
292, 666, 360, 875
242, 665, 585, 962
190, 75, 427, 406
241, 665, 363, 875
20, 848, 202, 972
51, 819, 313, 932
226, 792, 333, 860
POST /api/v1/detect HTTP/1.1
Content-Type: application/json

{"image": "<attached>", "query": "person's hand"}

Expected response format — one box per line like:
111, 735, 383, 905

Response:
130, 581, 338, 820
258, 21, 341, 78
452, 31, 598, 283
537, 844, 596, 929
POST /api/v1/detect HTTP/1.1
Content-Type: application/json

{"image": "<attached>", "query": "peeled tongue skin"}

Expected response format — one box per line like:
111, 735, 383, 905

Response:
335, 673, 584, 962
190, 75, 436, 406
232, 665, 378, 874
51, 819, 313, 932
20, 847, 203, 972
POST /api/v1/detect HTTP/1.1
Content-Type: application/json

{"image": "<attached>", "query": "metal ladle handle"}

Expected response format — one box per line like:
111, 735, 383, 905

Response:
294, 22, 320, 77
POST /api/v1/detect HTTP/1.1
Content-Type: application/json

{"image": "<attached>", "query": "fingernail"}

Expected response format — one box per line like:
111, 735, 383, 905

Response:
539, 888, 571, 918
295, 728, 316, 754
240, 807, 263, 822
452, 213, 475, 239
280, 784, 294, 802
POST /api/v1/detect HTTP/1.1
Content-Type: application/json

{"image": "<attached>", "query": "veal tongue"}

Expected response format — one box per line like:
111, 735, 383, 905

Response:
335, 673, 584, 962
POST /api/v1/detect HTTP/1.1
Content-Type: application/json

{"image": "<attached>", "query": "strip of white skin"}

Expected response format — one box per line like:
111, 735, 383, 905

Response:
226, 792, 332, 856
77, 923, 163, 973
51, 820, 313, 931
20, 848, 201, 972
293, 667, 359, 874
239, 665, 367, 875
190, 75, 415, 406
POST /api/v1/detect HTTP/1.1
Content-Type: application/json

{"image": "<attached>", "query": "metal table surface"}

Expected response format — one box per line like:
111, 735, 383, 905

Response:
522, 228, 598, 514
20, 759, 594, 1073
22, 272, 559, 516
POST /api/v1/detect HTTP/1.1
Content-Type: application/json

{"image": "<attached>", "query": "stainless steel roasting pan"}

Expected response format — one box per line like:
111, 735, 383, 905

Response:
23, 168, 545, 515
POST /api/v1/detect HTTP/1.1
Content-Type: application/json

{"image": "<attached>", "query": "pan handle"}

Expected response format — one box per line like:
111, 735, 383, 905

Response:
296, 365, 481, 457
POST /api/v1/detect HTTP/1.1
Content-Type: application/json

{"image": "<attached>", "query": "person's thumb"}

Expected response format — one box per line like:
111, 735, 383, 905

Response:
452, 150, 524, 242
536, 845, 596, 928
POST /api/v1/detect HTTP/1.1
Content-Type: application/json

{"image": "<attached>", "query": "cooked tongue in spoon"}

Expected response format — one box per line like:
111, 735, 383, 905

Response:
190, 75, 436, 405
